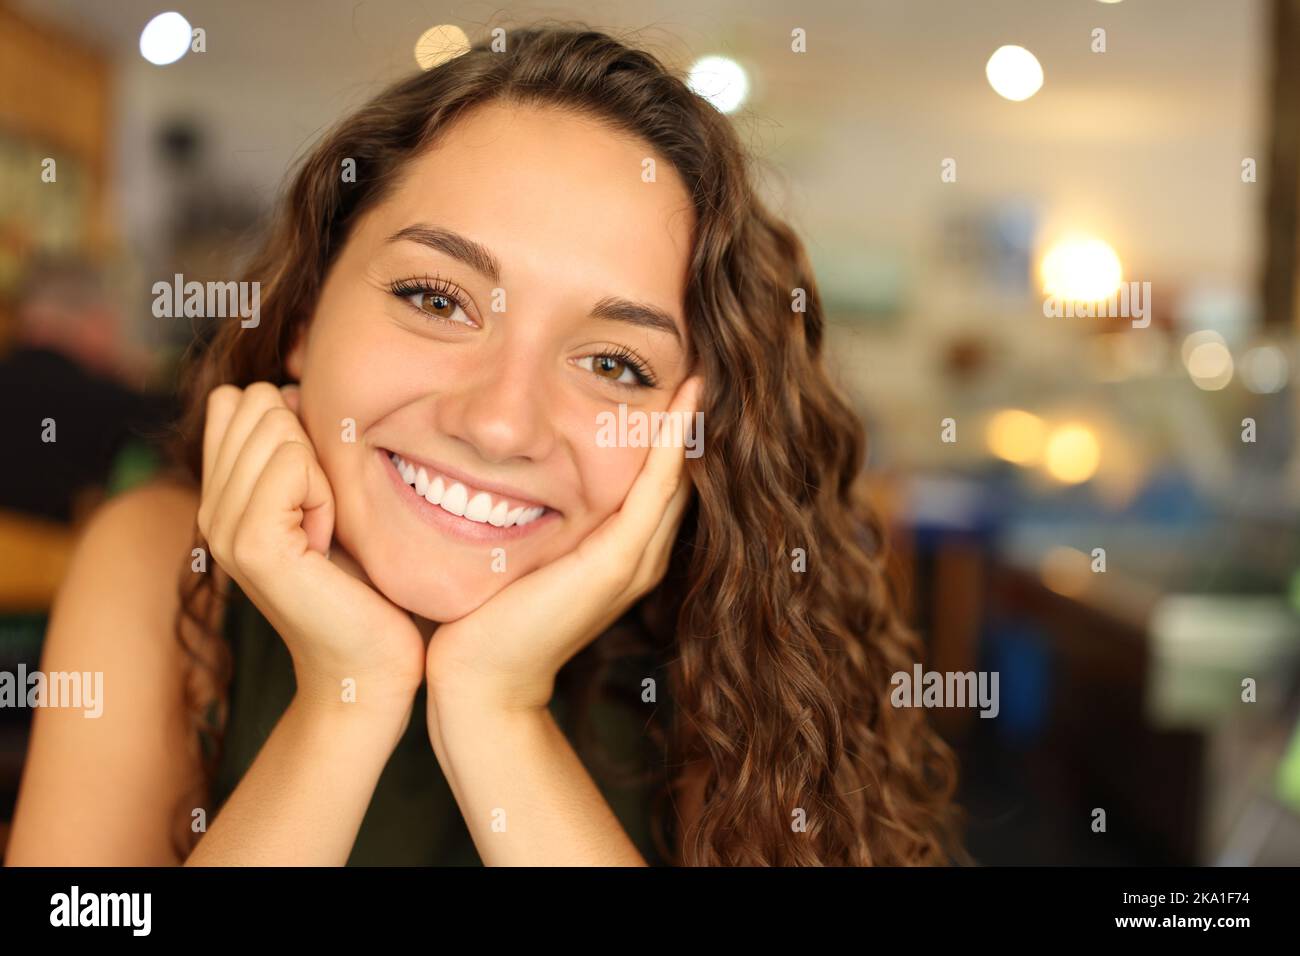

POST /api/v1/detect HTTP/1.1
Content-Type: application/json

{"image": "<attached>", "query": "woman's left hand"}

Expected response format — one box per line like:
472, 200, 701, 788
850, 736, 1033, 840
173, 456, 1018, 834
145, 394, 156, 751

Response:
424, 376, 702, 721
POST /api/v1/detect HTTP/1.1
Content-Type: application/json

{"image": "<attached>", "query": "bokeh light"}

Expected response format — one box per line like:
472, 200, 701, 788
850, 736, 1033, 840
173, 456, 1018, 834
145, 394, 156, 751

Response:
1181, 330, 1234, 390
1044, 423, 1101, 484
415, 24, 470, 70
986, 409, 1048, 465
139, 11, 191, 66
1240, 344, 1288, 394
986, 45, 1044, 101
1041, 238, 1123, 302
687, 56, 749, 113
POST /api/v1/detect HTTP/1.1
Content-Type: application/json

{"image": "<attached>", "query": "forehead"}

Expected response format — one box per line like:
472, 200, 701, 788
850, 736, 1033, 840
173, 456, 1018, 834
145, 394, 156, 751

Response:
366, 100, 696, 321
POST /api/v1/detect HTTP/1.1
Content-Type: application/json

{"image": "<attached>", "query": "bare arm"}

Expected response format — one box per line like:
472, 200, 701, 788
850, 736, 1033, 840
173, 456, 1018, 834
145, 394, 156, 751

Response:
184, 383, 425, 864
184, 692, 411, 866
6, 482, 207, 865
5, 481, 411, 867
428, 698, 647, 866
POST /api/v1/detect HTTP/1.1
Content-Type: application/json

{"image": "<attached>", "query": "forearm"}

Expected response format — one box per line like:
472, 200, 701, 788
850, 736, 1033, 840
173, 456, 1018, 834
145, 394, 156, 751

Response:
185, 693, 410, 866
429, 699, 647, 866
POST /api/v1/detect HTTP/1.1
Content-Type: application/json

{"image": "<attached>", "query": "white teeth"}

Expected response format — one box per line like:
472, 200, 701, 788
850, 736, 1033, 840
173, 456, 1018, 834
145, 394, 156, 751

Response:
464, 492, 493, 523
391, 452, 547, 528
515, 506, 544, 526
425, 475, 444, 505
440, 482, 468, 516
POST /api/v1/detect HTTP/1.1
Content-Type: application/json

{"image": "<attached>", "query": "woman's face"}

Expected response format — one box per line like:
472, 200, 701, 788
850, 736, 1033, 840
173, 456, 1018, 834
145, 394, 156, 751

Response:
286, 100, 696, 623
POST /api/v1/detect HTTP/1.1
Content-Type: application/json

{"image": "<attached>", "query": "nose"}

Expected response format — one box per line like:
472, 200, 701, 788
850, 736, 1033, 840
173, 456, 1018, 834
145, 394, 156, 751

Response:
432, 334, 557, 465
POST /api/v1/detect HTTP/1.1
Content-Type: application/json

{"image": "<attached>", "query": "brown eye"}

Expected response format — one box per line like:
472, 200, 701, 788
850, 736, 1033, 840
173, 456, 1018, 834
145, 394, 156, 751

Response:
577, 352, 652, 387
592, 355, 629, 380
417, 292, 457, 320
397, 287, 472, 326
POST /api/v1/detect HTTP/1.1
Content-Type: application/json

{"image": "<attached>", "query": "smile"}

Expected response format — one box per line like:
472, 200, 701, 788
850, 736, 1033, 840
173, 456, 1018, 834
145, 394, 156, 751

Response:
378, 447, 556, 541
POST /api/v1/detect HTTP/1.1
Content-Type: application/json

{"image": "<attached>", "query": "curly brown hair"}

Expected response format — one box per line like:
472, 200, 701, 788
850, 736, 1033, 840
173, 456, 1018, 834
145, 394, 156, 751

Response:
165, 20, 967, 866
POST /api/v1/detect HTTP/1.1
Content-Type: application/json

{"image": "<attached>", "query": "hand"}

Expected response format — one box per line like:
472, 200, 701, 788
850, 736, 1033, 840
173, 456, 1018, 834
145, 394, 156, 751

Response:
424, 376, 703, 721
198, 382, 426, 717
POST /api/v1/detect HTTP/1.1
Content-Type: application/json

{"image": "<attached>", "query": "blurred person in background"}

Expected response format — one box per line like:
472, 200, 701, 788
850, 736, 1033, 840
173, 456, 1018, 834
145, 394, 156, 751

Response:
0, 255, 177, 524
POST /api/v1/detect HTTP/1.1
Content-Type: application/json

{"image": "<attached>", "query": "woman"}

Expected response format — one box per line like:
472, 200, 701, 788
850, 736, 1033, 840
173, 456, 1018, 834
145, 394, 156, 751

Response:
8, 24, 965, 866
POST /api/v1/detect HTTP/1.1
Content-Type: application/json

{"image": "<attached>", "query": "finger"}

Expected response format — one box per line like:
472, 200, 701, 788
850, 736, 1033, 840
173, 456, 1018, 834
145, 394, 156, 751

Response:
280, 383, 301, 415
209, 382, 294, 514
633, 466, 693, 590
208, 405, 314, 553
237, 439, 336, 563
481, 458, 692, 664
609, 375, 702, 544
497, 376, 702, 603
201, 385, 241, 497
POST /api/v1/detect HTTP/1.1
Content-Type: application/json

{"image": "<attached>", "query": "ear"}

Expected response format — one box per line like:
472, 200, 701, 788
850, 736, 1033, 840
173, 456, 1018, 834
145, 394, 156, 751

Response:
285, 322, 308, 380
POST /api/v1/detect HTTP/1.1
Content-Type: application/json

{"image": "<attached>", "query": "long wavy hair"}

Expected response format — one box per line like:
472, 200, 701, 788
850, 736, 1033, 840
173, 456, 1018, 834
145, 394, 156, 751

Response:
166, 21, 967, 866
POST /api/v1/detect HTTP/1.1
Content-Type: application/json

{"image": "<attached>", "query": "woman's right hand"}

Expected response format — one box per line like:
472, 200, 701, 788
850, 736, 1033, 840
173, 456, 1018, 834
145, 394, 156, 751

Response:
197, 382, 425, 719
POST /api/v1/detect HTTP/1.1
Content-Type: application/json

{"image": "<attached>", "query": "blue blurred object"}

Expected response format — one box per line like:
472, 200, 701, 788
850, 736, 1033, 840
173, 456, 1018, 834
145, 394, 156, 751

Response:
983, 620, 1052, 745
986, 198, 1038, 297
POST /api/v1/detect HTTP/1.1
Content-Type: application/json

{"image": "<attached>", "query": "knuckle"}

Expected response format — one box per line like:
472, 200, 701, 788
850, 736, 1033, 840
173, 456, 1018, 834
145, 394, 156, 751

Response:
243, 381, 281, 404
271, 437, 310, 468
251, 404, 301, 442
204, 521, 231, 568
261, 404, 302, 433
207, 383, 240, 411
206, 503, 232, 552
207, 537, 230, 570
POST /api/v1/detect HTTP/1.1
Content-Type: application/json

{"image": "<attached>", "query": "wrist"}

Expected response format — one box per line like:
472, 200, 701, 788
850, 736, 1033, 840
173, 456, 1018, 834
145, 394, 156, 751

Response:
290, 685, 416, 749
425, 657, 556, 716
291, 655, 423, 714
426, 690, 548, 760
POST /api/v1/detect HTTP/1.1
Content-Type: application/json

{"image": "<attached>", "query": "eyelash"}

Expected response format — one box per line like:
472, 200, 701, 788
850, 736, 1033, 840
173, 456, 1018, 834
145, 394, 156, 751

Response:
389, 274, 475, 326
586, 345, 659, 389
387, 275, 659, 390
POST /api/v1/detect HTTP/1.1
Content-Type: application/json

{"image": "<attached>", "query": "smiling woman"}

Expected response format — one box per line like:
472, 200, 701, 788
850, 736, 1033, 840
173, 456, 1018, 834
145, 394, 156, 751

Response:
275, 98, 696, 624
7, 22, 966, 867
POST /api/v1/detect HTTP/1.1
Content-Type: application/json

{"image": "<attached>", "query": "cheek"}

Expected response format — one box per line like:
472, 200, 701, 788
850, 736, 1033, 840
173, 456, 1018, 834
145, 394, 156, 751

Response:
575, 442, 647, 520
555, 399, 658, 522
299, 323, 423, 450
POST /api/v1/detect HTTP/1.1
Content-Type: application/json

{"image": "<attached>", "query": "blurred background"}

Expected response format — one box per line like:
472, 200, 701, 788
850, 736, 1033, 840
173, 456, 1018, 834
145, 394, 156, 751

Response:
2, 0, 1299, 865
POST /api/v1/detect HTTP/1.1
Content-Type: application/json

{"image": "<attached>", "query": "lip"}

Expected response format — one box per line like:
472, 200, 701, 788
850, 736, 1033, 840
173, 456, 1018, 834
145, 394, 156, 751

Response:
378, 447, 558, 543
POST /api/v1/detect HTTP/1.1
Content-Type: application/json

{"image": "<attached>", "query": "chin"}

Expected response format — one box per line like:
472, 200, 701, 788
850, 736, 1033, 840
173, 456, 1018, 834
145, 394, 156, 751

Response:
387, 573, 500, 624
360, 547, 510, 623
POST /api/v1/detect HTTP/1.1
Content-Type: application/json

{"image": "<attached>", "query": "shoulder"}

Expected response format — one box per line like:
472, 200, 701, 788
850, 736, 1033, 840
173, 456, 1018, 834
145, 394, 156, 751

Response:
84, 476, 200, 543
60, 476, 227, 640
5, 477, 217, 864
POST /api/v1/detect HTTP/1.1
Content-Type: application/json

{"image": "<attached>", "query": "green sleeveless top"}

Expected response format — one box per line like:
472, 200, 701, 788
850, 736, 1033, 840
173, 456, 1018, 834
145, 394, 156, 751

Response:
208, 582, 668, 865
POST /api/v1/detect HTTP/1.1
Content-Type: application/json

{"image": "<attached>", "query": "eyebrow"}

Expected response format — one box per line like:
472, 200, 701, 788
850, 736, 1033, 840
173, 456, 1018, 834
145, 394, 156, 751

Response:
589, 296, 682, 344
388, 224, 501, 284
387, 223, 683, 345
